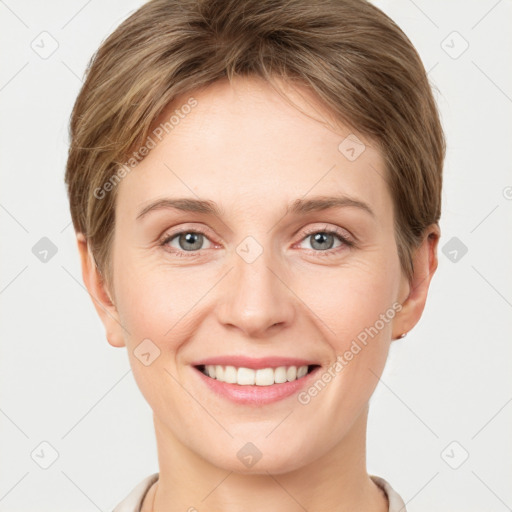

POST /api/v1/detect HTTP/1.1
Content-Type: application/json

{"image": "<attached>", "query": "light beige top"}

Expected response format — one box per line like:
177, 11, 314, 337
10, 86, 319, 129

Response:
112, 472, 407, 511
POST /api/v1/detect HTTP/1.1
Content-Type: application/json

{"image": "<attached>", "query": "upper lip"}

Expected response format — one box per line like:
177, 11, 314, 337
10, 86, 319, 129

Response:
192, 356, 319, 370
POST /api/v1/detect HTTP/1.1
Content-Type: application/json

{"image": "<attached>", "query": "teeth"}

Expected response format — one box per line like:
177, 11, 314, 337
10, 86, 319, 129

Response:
238, 367, 256, 385
255, 368, 274, 386
286, 366, 297, 381
223, 365, 237, 383
297, 366, 308, 378
274, 366, 288, 383
202, 365, 312, 385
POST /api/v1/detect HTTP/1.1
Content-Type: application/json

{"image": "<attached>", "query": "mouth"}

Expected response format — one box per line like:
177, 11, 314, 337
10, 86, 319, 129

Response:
194, 363, 321, 386
191, 360, 322, 405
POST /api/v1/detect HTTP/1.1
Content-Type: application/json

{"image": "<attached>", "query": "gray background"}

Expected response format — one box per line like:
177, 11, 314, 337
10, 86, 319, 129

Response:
1, 0, 511, 510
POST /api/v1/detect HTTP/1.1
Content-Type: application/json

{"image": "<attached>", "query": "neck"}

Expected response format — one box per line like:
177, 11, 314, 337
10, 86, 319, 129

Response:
149, 405, 388, 512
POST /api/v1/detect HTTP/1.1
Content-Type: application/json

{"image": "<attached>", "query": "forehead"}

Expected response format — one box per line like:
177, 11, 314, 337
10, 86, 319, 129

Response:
117, 76, 391, 220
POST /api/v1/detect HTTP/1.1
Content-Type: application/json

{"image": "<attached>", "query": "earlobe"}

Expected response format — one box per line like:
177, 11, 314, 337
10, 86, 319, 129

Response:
392, 225, 440, 340
76, 233, 126, 348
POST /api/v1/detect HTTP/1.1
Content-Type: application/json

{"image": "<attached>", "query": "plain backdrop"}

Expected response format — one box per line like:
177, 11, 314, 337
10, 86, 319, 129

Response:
1, 1, 511, 510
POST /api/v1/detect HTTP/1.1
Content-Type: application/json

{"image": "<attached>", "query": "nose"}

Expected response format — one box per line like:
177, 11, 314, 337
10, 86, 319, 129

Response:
216, 246, 296, 338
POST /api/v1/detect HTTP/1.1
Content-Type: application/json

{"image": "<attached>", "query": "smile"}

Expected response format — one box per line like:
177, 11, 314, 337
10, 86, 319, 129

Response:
192, 361, 322, 405
197, 364, 319, 386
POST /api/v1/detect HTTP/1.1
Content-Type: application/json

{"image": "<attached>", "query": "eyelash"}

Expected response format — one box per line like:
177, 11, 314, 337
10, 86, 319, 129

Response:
159, 225, 354, 258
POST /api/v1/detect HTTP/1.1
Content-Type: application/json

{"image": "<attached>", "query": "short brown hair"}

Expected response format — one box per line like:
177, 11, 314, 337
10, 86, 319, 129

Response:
65, 0, 445, 290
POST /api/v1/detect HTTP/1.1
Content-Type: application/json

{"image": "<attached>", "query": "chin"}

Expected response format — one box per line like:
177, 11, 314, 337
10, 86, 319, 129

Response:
200, 436, 316, 476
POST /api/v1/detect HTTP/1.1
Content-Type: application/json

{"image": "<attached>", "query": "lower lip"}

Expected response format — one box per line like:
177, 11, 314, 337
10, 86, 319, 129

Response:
192, 366, 321, 405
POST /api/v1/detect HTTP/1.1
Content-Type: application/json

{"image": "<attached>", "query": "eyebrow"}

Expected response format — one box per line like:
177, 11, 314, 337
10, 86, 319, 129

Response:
136, 195, 375, 220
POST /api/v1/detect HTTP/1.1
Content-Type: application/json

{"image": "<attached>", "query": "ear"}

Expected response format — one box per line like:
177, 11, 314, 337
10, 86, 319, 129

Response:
392, 224, 440, 339
76, 233, 126, 348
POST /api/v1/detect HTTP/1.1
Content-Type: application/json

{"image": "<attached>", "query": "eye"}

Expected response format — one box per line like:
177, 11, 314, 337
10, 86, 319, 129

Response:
160, 228, 214, 255
159, 224, 354, 258
296, 225, 354, 255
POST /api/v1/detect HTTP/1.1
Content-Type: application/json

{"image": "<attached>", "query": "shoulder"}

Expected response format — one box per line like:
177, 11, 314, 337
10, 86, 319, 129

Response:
370, 475, 407, 512
112, 473, 159, 512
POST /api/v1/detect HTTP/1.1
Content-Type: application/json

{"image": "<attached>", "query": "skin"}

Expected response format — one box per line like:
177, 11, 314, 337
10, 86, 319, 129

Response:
77, 75, 439, 511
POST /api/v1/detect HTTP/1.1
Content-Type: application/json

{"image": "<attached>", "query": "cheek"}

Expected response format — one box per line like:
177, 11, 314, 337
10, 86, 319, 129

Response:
112, 260, 198, 417
113, 252, 217, 370
115, 264, 186, 344
292, 266, 397, 423
295, 257, 399, 347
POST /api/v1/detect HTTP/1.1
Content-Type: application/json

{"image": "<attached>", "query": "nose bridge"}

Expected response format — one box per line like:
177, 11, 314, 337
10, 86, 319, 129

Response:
218, 235, 294, 336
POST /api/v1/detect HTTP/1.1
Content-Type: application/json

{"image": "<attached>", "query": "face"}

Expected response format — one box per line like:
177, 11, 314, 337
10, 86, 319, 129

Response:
83, 76, 434, 474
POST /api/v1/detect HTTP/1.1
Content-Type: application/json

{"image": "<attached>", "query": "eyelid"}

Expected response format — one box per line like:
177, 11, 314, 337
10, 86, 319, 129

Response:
298, 223, 354, 242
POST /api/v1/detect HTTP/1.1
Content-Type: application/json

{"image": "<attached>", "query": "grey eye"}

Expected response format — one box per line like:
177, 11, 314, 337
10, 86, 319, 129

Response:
165, 231, 213, 252
308, 232, 336, 251
180, 232, 203, 251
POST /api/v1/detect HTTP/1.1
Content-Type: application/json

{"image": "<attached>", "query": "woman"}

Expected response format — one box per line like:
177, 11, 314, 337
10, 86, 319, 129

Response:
65, 0, 445, 510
